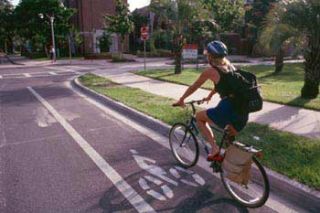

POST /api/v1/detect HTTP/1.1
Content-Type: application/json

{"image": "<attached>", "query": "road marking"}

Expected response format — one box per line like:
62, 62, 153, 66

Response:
69, 82, 301, 213
73, 71, 81, 75
0, 75, 2, 79
132, 149, 205, 201
27, 86, 155, 213
49, 72, 57, 75
0, 72, 76, 79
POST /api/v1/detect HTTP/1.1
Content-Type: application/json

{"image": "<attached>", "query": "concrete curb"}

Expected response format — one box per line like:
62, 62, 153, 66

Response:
72, 75, 320, 211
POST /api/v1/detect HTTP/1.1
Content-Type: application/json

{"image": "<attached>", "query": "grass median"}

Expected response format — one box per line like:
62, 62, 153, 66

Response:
136, 63, 320, 111
79, 73, 320, 190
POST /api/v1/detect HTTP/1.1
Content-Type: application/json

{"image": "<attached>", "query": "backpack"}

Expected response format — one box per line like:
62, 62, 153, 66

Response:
214, 66, 263, 113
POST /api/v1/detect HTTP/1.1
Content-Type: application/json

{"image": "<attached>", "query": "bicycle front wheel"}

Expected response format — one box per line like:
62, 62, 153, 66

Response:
221, 157, 270, 208
169, 123, 199, 168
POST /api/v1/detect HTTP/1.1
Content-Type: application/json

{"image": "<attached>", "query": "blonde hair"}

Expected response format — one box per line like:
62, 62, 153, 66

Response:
208, 54, 232, 73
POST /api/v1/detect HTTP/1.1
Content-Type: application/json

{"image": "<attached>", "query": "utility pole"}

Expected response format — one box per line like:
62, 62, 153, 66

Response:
39, 13, 56, 61
50, 16, 56, 61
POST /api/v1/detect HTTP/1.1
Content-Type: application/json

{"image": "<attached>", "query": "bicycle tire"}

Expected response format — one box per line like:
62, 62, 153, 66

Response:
220, 156, 270, 208
169, 123, 199, 168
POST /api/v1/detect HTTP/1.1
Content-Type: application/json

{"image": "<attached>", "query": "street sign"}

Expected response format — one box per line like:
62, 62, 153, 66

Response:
182, 44, 198, 59
140, 26, 149, 41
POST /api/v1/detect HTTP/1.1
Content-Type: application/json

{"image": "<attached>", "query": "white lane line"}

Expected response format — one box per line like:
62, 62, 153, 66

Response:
24, 73, 31, 77
68, 82, 300, 213
27, 86, 155, 213
49, 72, 57, 76
0, 75, 2, 79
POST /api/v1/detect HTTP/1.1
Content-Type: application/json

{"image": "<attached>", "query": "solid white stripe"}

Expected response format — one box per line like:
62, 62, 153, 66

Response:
0, 75, 2, 79
24, 73, 31, 77
27, 86, 155, 213
69, 82, 300, 213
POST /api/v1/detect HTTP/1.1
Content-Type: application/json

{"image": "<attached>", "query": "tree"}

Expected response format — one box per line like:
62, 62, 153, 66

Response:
244, 0, 277, 55
261, 0, 320, 99
130, 10, 148, 52
203, 0, 245, 33
99, 32, 111, 52
151, 0, 213, 74
14, 0, 75, 56
105, 0, 133, 59
259, 15, 301, 74
0, 0, 14, 53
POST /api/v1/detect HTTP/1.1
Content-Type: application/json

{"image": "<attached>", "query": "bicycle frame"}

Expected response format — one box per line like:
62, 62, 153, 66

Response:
185, 100, 230, 156
171, 100, 269, 207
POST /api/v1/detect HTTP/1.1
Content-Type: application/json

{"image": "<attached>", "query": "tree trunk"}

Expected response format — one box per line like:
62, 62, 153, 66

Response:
301, 37, 320, 99
174, 52, 182, 74
173, 34, 183, 74
119, 36, 124, 60
274, 47, 284, 74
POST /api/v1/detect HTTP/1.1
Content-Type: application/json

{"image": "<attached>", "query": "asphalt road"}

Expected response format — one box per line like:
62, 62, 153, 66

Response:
0, 65, 305, 212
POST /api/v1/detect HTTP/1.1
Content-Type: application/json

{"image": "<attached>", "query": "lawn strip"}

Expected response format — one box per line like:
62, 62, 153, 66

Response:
79, 73, 320, 190
136, 63, 320, 111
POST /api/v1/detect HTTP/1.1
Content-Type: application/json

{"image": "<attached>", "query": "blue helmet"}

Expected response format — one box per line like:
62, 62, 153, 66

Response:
207, 41, 228, 57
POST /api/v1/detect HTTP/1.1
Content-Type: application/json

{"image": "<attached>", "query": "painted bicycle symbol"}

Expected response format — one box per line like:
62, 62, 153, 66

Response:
130, 149, 205, 201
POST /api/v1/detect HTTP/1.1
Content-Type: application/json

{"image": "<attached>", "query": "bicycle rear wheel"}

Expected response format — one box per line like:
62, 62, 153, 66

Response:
221, 157, 269, 208
169, 123, 199, 168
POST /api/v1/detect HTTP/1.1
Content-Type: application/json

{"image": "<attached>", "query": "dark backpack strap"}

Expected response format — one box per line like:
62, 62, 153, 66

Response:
211, 64, 229, 75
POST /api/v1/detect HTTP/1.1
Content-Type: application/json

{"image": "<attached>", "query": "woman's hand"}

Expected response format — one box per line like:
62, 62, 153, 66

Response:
172, 98, 186, 108
202, 96, 211, 104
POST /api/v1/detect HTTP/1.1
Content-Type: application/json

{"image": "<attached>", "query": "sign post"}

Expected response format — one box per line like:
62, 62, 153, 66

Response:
140, 26, 149, 71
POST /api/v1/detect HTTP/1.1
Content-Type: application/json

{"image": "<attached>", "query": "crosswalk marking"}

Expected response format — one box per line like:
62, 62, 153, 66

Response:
0, 70, 81, 79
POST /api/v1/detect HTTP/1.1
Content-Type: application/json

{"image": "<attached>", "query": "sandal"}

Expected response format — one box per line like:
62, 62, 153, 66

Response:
207, 153, 224, 162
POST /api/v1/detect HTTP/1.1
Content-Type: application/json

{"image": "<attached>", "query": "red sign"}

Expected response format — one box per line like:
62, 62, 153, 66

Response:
183, 44, 198, 49
182, 44, 198, 59
140, 26, 149, 40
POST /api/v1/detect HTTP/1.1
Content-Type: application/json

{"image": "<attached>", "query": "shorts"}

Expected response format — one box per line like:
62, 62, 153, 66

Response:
206, 98, 248, 131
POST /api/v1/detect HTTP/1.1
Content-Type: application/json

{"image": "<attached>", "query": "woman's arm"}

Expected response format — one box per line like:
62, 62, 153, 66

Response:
204, 89, 216, 102
173, 70, 210, 106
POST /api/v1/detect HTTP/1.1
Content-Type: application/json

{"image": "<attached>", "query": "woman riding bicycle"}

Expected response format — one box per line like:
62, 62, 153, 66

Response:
173, 40, 249, 161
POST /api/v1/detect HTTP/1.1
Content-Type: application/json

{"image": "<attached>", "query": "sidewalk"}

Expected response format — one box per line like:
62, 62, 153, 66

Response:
94, 69, 320, 139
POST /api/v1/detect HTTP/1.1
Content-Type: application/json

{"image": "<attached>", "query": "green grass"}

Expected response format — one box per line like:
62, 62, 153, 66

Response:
79, 73, 320, 190
136, 63, 320, 111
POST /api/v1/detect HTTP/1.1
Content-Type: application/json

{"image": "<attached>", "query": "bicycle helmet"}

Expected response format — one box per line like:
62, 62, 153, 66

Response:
207, 40, 228, 57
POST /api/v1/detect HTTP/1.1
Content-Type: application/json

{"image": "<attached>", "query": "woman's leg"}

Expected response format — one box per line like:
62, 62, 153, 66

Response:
195, 110, 219, 155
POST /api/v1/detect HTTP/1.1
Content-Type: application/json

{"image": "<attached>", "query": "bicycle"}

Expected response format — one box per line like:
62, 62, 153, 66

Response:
169, 100, 270, 208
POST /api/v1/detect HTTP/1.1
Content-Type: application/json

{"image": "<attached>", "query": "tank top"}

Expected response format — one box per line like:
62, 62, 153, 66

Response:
213, 64, 246, 115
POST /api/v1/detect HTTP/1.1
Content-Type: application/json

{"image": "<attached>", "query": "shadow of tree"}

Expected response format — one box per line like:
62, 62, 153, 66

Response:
255, 96, 312, 125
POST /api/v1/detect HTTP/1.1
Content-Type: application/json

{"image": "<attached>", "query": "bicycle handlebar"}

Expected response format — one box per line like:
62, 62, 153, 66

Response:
184, 99, 205, 105
172, 99, 205, 115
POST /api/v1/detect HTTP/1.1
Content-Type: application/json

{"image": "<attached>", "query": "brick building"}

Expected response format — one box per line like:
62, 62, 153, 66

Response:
64, 0, 128, 54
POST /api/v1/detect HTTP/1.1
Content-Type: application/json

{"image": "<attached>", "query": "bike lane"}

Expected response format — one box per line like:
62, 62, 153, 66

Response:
27, 81, 279, 213
0, 79, 122, 213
